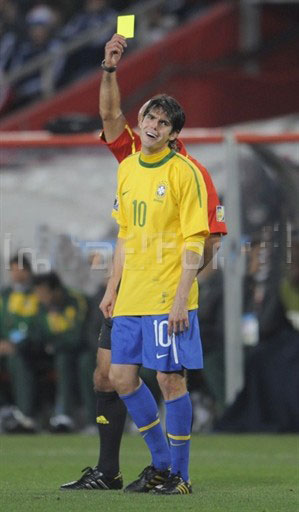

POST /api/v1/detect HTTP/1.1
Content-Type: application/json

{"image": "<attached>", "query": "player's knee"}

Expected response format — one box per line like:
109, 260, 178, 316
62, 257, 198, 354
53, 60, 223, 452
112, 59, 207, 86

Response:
93, 364, 114, 392
108, 366, 121, 391
157, 371, 186, 400
93, 347, 114, 392
109, 365, 139, 395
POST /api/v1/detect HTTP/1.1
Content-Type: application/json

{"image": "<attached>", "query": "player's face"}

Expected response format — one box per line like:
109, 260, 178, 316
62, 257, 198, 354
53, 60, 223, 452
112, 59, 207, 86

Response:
139, 107, 178, 154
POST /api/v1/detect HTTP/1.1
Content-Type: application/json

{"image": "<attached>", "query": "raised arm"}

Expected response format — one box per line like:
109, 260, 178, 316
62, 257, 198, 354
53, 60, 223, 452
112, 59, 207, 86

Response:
99, 34, 127, 143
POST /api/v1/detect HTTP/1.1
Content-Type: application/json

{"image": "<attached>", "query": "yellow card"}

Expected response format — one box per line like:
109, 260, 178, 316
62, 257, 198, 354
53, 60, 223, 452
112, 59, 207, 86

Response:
117, 15, 135, 38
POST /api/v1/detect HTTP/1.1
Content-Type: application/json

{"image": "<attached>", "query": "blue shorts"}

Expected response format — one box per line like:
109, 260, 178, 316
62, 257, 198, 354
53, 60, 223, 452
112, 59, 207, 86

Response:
111, 310, 203, 371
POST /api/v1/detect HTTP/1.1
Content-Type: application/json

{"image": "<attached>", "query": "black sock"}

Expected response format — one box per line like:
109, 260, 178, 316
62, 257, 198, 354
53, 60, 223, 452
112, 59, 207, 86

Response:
96, 391, 127, 477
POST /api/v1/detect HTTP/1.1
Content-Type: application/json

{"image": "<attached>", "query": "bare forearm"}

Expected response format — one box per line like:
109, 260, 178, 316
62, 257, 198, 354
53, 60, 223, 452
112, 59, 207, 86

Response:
107, 237, 124, 291
99, 72, 122, 121
199, 234, 222, 273
168, 249, 203, 334
175, 249, 203, 302
100, 237, 125, 317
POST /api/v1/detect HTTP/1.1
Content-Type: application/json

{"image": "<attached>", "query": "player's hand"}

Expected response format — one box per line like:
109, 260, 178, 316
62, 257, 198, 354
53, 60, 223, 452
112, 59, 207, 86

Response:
168, 299, 189, 336
104, 34, 127, 68
99, 286, 117, 318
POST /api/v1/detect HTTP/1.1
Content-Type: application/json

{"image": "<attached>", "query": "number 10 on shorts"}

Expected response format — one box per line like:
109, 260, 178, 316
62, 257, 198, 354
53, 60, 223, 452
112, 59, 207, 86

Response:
153, 319, 179, 364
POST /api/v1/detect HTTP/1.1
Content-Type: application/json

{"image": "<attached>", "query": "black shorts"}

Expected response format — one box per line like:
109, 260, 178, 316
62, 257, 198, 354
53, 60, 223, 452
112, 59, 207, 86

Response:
97, 317, 112, 350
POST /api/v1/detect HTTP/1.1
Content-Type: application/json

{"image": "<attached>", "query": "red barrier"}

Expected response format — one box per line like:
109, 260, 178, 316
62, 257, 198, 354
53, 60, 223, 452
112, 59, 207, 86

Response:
2, 131, 298, 149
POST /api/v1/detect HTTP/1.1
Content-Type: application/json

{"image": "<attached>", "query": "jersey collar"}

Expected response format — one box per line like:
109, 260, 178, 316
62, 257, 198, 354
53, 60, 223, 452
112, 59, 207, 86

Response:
139, 147, 176, 168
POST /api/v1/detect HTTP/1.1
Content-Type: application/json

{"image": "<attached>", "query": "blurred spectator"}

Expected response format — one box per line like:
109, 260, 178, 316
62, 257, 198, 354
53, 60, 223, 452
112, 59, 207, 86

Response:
57, 0, 116, 86
242, 236, 289, 342
0, 0, 23, 112
137, 1, 216, 48
280, 239, 299, 331
165, 0, 217, 21
0, 255, 42, 433
47, 0, 82, 21
137, 6, 177, 47
0, 0, 23, 72
33, 271, 90, 433
217, 236, 299, 433
8, 4, 63, 108
198, 265, 225, 416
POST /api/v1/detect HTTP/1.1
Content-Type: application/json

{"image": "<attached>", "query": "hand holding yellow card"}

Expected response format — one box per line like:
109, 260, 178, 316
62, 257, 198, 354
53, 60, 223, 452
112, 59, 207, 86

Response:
117, 15, 135, 38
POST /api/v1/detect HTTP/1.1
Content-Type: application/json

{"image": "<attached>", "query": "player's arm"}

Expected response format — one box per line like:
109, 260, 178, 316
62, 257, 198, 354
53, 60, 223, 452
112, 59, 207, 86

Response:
99, 34, 127, 143
199, 234, 222, 273
168, 245, 204, 336
99, 236, 125, 318
169, 158, 210, 334
187, 159, 226, 271
101, 163, 128, 318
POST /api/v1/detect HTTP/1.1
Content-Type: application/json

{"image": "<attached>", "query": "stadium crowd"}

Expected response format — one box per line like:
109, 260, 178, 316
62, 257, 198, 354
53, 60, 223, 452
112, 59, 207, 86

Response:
0, 0, 217, 113
0, 254, 104, 433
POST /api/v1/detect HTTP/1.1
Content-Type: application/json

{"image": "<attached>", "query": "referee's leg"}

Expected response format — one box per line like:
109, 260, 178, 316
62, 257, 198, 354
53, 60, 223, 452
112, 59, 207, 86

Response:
60, 320, 126, 490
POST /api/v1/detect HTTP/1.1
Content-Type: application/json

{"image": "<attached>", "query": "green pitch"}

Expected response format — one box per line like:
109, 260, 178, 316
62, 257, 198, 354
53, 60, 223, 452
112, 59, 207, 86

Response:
0, 433, 298, 512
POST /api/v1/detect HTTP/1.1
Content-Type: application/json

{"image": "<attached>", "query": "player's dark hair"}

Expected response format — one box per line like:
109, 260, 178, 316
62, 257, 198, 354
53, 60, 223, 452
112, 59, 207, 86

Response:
143, 94, 185, 134
9, 254, 32, 272
33, 271, 62, 290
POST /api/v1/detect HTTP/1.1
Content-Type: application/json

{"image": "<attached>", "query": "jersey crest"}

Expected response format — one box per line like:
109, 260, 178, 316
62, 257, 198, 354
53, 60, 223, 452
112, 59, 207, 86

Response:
156, 181, 168, 199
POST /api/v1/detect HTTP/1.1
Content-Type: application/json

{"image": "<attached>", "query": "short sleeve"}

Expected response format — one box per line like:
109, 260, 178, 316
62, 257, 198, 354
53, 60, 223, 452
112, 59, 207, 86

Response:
177, 157, 210, 241
100, 125, 141, 163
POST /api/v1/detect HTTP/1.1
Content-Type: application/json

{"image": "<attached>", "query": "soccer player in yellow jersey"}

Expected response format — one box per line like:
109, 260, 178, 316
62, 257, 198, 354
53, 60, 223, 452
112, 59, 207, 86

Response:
100, 95, 209, 495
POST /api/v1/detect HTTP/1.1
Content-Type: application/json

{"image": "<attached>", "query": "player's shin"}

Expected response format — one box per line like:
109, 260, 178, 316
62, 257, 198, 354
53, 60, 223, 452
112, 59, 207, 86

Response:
165, 392, 192, 481
120, 381, 170, 470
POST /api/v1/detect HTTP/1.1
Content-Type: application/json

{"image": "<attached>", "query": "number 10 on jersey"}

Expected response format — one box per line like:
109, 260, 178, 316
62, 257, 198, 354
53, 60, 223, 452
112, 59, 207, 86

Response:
133, 200, 147, 227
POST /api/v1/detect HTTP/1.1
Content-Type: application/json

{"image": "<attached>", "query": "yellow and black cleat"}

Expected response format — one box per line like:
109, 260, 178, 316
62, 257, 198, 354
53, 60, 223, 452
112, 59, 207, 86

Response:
124, 465, 169, 493
151, 473, 192, 495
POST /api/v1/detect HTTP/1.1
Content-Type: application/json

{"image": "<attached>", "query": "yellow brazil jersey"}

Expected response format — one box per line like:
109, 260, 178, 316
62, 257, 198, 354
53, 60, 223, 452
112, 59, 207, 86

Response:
112, 146, 209, 316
